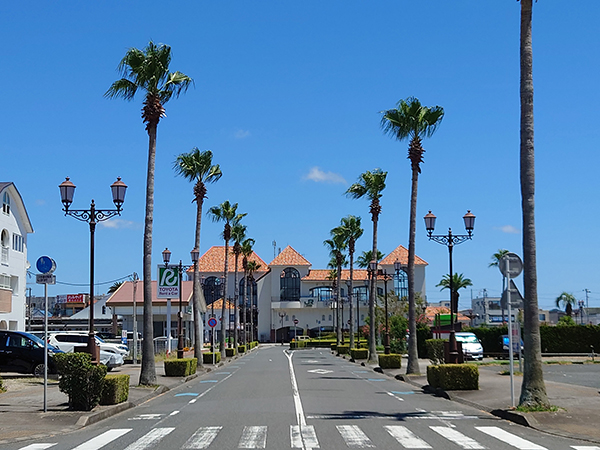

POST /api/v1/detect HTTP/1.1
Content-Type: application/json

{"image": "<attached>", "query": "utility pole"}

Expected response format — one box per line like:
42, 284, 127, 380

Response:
584, 289, 591, 309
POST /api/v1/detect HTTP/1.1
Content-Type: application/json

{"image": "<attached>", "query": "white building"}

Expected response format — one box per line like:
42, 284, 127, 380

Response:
0, 183, 34, 331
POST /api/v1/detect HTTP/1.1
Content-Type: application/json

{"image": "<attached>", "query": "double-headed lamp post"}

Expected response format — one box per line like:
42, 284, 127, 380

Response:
59, 177, 127, 362
162, 247, 199, 359
424, 210, 475, 364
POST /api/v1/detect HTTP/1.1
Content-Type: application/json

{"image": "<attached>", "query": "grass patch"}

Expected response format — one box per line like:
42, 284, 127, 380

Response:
499, 370, 523, 376
515, 404, 560, 413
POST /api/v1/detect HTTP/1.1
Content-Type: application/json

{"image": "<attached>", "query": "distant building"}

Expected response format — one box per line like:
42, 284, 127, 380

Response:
0, 183, 34, 331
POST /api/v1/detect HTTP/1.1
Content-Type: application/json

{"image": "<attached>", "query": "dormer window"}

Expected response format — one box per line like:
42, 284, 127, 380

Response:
2, 192, 9, 215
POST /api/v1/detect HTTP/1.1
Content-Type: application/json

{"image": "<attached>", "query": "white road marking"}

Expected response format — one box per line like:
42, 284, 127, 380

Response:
384, 425, 431, 448
182, 426, 222, 449
387, 391, 405, 401
291, 425, 320, 448
170, 410, 180, 416
336, 425, 375, 448
123, 427, 175, 450
128, 413, 162, 420
307, 369, 333, 374
430, 426, 484, 449
17, 445, 57, 450
571, 447, 600, 450
476, 426, 546, 449
189, 398, 198, 403
239, 426, 267, 448
72, 429, 131, 450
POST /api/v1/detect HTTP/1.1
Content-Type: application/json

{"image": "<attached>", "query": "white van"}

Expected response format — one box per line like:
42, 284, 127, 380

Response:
454, 332, 484, 361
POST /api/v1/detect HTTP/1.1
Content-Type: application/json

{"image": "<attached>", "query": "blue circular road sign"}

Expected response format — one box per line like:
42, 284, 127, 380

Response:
208, 317, 218, 328
36, 256, 56, 274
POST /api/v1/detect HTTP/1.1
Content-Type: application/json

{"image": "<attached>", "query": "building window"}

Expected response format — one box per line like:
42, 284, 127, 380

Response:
2, 192, 9, 215
394, 268, 408, 300
280, 268, 300, 301
310, 287, 332, 301
0, 274, 11, 290
239, 277, 258, 306
1, 230, 8, 264
202, 276, 222, 306
322, 315, 325, 321
12, 234, 23, 252
353, 286, 368, 302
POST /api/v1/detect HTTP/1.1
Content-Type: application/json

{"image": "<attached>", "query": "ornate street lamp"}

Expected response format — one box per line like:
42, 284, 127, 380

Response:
59, 177, 127, 362
424, 210, 475, 364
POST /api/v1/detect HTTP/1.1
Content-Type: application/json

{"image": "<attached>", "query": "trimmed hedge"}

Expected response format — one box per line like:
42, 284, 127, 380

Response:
54, 352, 107, 411
290, 341, 307, 349
203, 352, 221, 364
238, 345, 246, 353
164, 358, 198, 377
0, 375, 4, 392
100, 374, 130, 405
425, 339, 446, 365
427, 364, 479, 390
247, 341, 258, 349
378, 353, 402, 369
350, 348, 368, 360
330, 343, 337, 351
226, 348, 237, 357
337, 345, 350, 355
306, 340, 336, 348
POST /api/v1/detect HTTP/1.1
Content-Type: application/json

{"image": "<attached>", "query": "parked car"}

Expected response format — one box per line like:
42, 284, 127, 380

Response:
454, 332, 484, 361
501, 334, 524, 356
47, 332, 125, 370
0, 330, 63, 376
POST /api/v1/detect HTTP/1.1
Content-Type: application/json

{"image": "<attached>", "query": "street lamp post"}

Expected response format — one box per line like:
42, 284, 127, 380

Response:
59, 177, 127, 362
162, 247, 199, 359
424, 210, 475, 364
381, 269, 392, 355
578, 300, 585, 325
278, 311, 286, 345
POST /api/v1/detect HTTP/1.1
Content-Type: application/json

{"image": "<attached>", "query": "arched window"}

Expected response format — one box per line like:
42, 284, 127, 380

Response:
202, 276, 222, 306
2, 192, 9, 215
239, 277, 258, 307
1, 229, 9, 263
280, 268, 300, 301
394, 268, 408, 300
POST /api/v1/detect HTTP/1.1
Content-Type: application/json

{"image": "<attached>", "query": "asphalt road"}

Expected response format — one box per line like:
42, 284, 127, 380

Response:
5, 345, 598, 450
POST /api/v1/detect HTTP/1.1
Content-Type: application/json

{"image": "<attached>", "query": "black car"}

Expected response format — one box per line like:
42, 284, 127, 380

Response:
0, 330, 62, 376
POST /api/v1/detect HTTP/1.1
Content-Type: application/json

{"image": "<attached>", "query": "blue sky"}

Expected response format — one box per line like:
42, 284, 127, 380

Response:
4, 2, 599, 312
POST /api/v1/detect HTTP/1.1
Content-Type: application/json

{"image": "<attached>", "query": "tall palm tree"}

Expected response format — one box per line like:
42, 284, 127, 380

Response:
208, 201, 246, 357
335, 215, 363, 349
517, 0, 548, 408
555, 292, 577, 317
246, 260, 261, 342
173, 148, 222, 361
231, 223, 247, 348
324, 233, 347, 346
106, 41, 192, 386
240, 238, 255, 346
357, 250, 385, 269
107, 281, 124, 295
346, 169, 387, 362
489, 249, 510, 322
436, 273, 473, 316
381, 97, 444, 375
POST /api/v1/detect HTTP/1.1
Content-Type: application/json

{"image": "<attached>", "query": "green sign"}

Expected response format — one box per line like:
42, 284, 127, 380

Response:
157, 266, 179, 298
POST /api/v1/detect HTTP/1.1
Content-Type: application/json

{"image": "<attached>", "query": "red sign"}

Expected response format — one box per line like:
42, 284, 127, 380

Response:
57, 294, 85, 304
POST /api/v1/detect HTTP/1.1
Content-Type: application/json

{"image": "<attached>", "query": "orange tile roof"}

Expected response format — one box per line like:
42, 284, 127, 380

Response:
302, 269, 370, 282
193, 246, 268, 274
269, 245, 311, 266
206, 298, 236, 310
424, 306, 470, 323
106, 280, 193, 305
380, 245, 428, 266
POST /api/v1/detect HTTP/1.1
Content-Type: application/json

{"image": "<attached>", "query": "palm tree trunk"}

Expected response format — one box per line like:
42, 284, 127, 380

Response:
192, 195, 204, 363
336, 263, 342, 346
349, 248, 355, 349
140, 124, 157, 386
368, 213, 378, 363
518, 0, 548, 407
406, 168, 420, 375
233, 253, 240, 349
220, 240, 229, 357
243, 268, 248, 346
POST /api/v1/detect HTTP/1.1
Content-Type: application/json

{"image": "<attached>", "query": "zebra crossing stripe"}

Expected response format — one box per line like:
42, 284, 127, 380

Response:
430, 426, 484, 449
336, 425, 375, 448
17, 445, 57, 450
182, 426, 222, 449
72, 429, 132, 450
476, 427, 546, 450
123, 428, 175, 450
239, 426, 267, 449
384, 425, 431, 448
291, 425, 320, 448
571, 447, 600, 450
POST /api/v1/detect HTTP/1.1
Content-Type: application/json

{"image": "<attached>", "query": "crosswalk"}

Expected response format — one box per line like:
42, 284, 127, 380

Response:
17, 424, 599, 450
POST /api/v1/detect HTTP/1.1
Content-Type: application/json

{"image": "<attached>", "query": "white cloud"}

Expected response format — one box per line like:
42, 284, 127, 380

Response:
497, 225, 520, 234
234, 129, 250, 139
99, 218, 139, 230
304, 167, 346, 184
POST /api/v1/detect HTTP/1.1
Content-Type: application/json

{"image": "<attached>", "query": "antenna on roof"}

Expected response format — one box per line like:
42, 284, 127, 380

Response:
272, 240, 276, 259
278, 247, 281, 256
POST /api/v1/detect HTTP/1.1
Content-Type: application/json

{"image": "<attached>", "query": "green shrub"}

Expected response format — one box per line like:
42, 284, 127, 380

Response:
100, 374, 130, 405
428, 364, 479, 390
337, 345, 350, 355
290, 341, 307, 349
306, 339, 336, 348
330, 343, 337, 351
164, 358, 198, 377
0, 375, 4, 392
350, 348, 368, 360
238, 345, 246, 353
203, 352, 221, 364
425, 339, 446, 365
226, 348, 237, 357
378, 353, 402, 369
53, 352, 107, 411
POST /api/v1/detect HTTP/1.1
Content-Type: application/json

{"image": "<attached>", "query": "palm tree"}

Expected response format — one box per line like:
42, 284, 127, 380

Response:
381, 97, 444, 375
436, 273, 473, 317
240, 238, 255, 346
208, 201, 246, 357
106, 41, 193, 386
517, 0, 548, 408
489, 249, 510, 322
324, 232, 348, 346
231, 223, 247, 348
107, 281, 124, 295
246, 260, 261, 342
345, 169, 387, 362
173, 148, 222, 361
334, 216, 363, 349
555, 292, 577, 317
356, 250, 385, 269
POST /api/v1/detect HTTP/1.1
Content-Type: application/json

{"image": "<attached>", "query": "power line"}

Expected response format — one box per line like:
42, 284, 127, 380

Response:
27, 270, 133, 287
